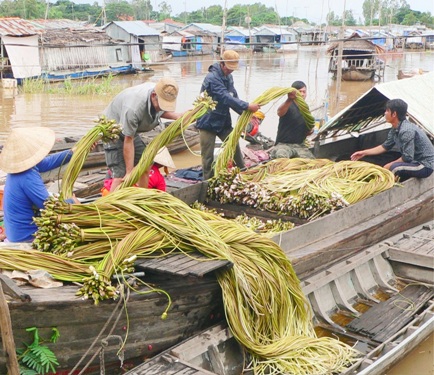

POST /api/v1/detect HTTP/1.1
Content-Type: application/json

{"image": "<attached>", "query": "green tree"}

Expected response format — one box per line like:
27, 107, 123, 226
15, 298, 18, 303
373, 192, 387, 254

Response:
204, 5, 223, 24
344, 10, 356, 26
0, 0, 20, 17
105, 0, 134, 21
158, 1, 171, 20
362, 0, 380, 25
326, 11, 340, 26
131, 0, 152, 20
402, 11, 417, 25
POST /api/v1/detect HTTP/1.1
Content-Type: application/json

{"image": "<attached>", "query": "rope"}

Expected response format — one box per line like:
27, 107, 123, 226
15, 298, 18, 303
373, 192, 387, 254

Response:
99, 335, 125, 375
67, 285, 130, 375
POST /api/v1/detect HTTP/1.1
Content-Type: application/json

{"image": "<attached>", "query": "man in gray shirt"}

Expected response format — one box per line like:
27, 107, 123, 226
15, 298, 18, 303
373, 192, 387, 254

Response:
103, 77, 180, 191
351, 98, 434, 181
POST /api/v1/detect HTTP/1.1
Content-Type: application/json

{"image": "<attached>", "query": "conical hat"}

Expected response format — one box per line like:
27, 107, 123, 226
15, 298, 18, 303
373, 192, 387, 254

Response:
154, 146, 176, 169
0, 127, 56, 173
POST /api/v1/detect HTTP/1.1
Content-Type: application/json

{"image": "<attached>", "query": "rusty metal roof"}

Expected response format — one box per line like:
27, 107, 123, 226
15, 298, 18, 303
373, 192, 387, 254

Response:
0, 17, 40, 36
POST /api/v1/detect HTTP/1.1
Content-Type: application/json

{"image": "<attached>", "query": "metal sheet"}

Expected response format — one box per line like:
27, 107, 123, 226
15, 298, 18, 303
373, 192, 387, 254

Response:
2, 35, 41, 78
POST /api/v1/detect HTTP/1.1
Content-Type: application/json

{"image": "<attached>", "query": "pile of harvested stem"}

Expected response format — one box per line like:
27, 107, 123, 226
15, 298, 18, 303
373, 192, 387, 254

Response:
208, 158, 396, 220
118, 92, 216, 189
0, 90, 361, 372
191, 202, 294, 236
214, 87, 314, 177
60, 116, 122, 198
31, 188, 360, 372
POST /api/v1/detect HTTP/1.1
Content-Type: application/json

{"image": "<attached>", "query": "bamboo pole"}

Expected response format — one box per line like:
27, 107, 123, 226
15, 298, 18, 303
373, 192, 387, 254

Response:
0, 283, 20, 375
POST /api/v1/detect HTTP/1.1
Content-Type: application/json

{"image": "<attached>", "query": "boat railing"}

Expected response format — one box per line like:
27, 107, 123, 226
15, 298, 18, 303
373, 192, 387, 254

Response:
330, 57, 378, 71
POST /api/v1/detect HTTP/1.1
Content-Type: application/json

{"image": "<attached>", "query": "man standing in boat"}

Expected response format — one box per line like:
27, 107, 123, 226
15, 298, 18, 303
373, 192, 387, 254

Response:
103, 77, 181, 192
196, 50, 261, 180
351, 98, 434, 181
270, 81, 315, 160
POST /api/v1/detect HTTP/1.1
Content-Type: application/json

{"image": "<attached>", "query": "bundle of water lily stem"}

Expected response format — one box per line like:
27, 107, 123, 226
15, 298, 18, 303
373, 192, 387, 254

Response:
0, 88, 398, 374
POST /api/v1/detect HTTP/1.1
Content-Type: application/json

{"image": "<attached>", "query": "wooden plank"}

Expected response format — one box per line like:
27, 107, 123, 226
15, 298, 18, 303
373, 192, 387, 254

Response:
170, 323, 232, 360
135, 253, 230, 277
386, 249, 434, 269
129, 354, 216, 375
288, 188, 434, 279
391, 237, 431, 252
0, 284, 20, 375
346, 285, 434, 342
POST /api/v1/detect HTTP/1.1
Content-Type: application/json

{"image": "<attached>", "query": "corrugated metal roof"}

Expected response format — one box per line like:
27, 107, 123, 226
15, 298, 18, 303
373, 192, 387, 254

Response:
0, 17, 40, 36
254, 27, 294, 36
181, 23, 222, 34
105, 21, 159, 36
28, 19, 89, 30
319, 72, 434, 138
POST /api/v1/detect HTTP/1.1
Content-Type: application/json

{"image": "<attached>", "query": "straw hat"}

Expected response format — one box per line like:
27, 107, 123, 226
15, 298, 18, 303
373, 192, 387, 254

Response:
222, 50, 239, 70
154, 146, 176, 169
154, 77, 179, 112
0, 127, 55, 173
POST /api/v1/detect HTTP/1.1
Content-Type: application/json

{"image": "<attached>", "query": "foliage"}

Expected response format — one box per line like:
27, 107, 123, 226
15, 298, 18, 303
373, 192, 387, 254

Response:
17, 327, 60, 375
21, 74, 124, 95
326, 10, 357, 26
0, 0, 432, 26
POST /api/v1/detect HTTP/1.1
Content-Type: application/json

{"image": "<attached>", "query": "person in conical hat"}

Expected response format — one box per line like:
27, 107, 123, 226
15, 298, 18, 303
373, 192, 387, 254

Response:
101, 146, 176, 195
148, 146, 176, 191
0, 127, 75, 242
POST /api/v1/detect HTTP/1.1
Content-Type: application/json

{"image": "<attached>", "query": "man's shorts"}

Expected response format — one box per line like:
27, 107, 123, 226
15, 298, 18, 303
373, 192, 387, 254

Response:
104, 135, 146, 178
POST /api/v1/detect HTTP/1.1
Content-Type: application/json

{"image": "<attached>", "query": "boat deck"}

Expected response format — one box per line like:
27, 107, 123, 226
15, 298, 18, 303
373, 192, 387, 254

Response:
135, 252, 231, 278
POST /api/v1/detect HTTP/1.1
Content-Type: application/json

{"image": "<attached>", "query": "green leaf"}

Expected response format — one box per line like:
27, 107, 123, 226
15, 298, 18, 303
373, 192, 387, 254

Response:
50, 327, 60, 343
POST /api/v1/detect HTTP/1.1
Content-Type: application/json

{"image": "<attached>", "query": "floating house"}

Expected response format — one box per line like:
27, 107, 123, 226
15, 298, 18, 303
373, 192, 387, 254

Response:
327, 33, 385, 81
0, 17, 42, 80
0, 17, 134, 82
370, 31, 395, 51
162, 30, 213, 57
180, 23, 222, 53
253, 26, 297, 52
103, 21, 170, 66
290, 21, 328, 45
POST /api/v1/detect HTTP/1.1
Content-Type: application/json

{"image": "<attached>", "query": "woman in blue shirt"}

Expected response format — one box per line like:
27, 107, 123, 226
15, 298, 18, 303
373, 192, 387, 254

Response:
0, 127, 73, 242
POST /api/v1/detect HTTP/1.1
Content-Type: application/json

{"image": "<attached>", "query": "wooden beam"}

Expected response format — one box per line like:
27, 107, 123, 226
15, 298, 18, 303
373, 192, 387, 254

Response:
0, 283, 20, 375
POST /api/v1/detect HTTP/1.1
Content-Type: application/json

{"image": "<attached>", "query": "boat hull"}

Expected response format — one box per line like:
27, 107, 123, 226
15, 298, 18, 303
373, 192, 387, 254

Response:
0, 272, 223, 373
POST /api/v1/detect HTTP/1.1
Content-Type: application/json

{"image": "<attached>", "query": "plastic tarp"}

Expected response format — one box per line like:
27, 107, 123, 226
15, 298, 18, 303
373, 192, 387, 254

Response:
3, 35, 41, 79
130, 35, 142, 69
320, 72, 434, 138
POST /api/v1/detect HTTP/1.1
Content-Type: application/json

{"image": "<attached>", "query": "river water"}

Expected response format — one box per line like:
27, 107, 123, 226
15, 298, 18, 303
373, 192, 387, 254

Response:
1, 47, 433, 373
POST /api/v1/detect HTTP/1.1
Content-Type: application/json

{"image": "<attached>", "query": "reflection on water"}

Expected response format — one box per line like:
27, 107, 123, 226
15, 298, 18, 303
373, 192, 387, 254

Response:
1, 48, 433, 143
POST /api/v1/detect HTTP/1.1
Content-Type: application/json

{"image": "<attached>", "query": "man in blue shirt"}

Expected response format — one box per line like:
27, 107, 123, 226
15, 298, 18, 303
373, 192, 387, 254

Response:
0, 127, 73, 242
351, 99, 434, 181
195, 50, 260, 180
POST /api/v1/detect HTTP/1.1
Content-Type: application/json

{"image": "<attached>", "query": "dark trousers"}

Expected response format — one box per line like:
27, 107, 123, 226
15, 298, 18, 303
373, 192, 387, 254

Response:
390, 162, 433, 181
199, 127, 245, 180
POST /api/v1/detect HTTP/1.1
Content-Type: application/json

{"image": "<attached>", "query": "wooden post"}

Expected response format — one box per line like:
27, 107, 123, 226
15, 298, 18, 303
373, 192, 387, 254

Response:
0, 283, 20, 375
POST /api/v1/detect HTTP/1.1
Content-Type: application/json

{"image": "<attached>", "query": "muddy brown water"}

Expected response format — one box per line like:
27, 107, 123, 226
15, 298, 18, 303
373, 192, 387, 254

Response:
1, 47, 433, 373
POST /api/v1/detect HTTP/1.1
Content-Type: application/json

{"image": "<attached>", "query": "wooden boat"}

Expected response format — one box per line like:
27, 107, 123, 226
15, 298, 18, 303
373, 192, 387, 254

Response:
0, 246, 229, 374
327, 33, 385, 81
124, 220, 434, 375
0, 161, 431, 375
48, 126, 200, 171
397, 68, 428, 80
